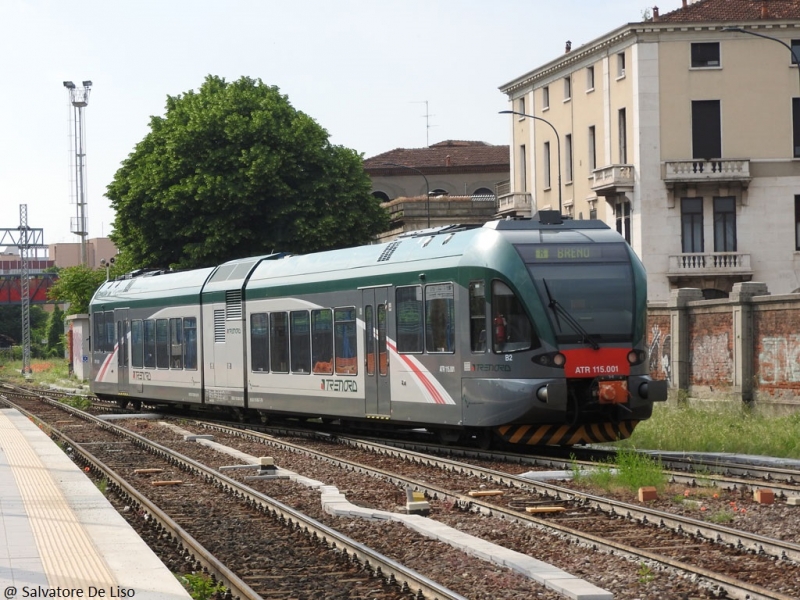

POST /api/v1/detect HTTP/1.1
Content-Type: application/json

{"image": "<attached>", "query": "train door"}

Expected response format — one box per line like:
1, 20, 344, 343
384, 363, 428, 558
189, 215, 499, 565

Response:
115, 309, 129, 394
362, 287, 390, 417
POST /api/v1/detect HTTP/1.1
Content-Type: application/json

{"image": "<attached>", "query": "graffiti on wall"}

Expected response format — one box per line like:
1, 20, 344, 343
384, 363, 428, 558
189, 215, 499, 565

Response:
689, 333, 733, 383
648, 325, 671, 381
759, 335, 800, 385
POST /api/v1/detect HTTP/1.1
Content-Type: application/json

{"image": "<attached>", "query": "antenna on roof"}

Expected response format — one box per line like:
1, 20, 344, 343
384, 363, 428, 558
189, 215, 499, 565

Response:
411, 100, 435, 147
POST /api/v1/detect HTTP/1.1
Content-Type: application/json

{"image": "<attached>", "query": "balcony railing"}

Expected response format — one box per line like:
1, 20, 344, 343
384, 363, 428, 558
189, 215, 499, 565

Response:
663, 159, 750, 186
591, 164, 634, 196
496, 192, 532, 217
668, 252, 752, 277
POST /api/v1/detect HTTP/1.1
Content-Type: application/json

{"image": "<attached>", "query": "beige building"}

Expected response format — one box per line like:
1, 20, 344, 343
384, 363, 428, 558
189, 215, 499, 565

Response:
48, 237, 118, 269
499, 0, 800, 301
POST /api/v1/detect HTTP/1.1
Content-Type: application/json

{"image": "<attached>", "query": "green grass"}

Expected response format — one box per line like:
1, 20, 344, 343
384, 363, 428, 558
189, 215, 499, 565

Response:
0, 357, 78, 388
572, 447, 667, 493
618, 400, 800, 459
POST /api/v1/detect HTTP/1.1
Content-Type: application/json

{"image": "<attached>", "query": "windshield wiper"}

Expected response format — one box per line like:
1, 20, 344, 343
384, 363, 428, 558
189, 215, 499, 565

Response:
542, 279, 600, 350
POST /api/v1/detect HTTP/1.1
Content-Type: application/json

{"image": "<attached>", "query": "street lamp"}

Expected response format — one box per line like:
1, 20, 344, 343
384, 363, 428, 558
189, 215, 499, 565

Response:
722, 27, 800, 90
382, 162, 431, 228
100, 257, 115, 281
499, 110, 562, 215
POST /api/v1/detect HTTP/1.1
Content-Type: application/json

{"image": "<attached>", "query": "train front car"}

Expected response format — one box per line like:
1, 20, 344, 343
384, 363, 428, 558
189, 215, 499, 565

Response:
473, 215, 667, 446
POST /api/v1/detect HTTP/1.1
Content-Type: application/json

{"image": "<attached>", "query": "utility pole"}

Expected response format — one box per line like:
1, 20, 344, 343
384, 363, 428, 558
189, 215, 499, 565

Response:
0, 206, 46, 376
64, 80, 92, 266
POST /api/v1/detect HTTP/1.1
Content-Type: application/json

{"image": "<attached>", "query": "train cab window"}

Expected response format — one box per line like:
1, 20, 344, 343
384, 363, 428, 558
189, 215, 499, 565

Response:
492, 281, 536, 353
170, 318, 183, 369
290, 310, 311, 374
144, 320, 156, 368
131, 320, 144, 368
425, 283, 455, 353
396, 286, 423, 353
250, 313, 269, 372
311, 309, 333, 374
334, 307, 357, 375
156, 319, 169, 369
270, 312, 289, 373
469, 281, 487, 353
184, 317, 198, 370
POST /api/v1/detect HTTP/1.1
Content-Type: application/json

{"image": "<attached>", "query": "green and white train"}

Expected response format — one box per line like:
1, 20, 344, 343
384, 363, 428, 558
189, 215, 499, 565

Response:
89, 215, 667, 446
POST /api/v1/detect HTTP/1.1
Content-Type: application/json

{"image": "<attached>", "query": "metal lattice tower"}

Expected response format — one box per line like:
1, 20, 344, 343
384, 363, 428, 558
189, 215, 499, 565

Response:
63, 80, 92, 265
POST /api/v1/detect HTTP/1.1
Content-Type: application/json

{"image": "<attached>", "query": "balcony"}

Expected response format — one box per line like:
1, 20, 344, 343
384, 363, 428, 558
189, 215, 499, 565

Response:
591, 164, 634, 197
667, 252, 753, 280
495, 181, 532, 217
663, 159, 750, 188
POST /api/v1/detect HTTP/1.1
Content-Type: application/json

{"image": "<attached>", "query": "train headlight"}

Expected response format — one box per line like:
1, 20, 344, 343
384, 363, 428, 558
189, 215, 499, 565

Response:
532, 352, 567, 369
627, 349, 647, 365
552, 352, 566, 367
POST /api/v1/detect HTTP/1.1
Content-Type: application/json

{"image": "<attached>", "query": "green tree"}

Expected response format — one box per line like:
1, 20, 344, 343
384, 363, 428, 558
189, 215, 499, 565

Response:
107, 75, 388, 270
46, 266, 107, 315
0, 305, 48, 345
45, 304, 65, 358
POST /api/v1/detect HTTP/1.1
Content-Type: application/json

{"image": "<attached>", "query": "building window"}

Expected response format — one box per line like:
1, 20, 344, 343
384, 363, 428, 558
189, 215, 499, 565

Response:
692, 100, 721, 159
517, 96, 526, 116
564, 76, 571, 100
542, 86, 550, 110
713, 197, 737, 252
543, 141, 551, 189
615, 200, 631, 244
589, 205, 597, 219
588, 125, 596, 172
618, 108, 627, 164
565, 134, 573, 183
792, 39, 800, 64
586, 65, 595, 91
795, 195, 800, 251
681, 198, 704, 253
691, 42, 720, 68
617, 52, 626, 78
793, 98, 800, 158
519, 144, 527, 193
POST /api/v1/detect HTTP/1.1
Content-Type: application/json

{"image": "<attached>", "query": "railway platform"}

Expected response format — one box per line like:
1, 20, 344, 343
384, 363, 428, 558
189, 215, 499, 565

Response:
0, 407, 190, 600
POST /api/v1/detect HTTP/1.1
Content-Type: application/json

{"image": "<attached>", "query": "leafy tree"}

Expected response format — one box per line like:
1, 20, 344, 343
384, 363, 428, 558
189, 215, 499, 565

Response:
107, 75, 388, 270
45, 304, 65, 358
0, 305, 48, 345
46, 266, 107, 315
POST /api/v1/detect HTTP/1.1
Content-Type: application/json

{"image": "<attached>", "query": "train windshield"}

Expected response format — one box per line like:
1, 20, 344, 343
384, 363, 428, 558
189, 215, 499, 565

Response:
516, 243, 635, 344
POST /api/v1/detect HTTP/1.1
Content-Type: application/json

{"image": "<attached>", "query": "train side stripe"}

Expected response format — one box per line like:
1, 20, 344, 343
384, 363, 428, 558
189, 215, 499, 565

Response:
96, 346, 117, 382
386, 341, 448, 405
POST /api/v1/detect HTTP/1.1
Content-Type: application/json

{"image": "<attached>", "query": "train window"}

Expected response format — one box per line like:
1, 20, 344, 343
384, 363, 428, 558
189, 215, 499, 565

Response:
396, 286, 423, 353
469, 281, 487, 352
144, 320, 156, 368
334, 307, 357, 375
425, 283, 455, 353
250, 313, 269, 372
156, 319, 169, 369
290, 311, 311, 374
365, 305, 375, 375
184, 317, 198, 370
270, 312, 289, 373
378, 304, 388, 376
492, 281, 536, 353
311, 309, 333, 375
105, 312, 115, 353
117, 321, 123, 367
93, 313, 104, 352
131, 320, 144, 368
170, 318, 183, 369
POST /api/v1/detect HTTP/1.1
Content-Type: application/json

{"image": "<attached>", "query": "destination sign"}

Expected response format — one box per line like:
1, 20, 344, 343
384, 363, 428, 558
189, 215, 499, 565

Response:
515, 243, 628, 264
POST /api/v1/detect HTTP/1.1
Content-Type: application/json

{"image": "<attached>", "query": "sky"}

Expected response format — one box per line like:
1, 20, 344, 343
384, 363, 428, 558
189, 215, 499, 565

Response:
0, 0, 657, 250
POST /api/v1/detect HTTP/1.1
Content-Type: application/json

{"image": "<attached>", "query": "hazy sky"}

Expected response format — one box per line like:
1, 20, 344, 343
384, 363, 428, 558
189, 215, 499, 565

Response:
0, 0, 657, 249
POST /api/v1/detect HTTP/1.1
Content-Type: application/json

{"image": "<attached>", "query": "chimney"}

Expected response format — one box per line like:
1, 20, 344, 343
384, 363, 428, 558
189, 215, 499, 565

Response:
761, 0, 768, 19
682, 0, 687, 7
653, 6, 659, 20
445, 155, 451, 167
565, 40, 572, 53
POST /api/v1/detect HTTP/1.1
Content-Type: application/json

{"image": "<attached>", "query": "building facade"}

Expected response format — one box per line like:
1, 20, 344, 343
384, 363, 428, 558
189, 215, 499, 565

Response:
499, 0, 800, 301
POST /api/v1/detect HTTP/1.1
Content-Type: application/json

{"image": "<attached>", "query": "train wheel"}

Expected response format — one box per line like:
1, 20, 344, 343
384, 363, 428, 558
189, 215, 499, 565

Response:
131, 400, 142, 411
475, 429, 493, 450
435, 429, 462, 445
116, 398, 129, 409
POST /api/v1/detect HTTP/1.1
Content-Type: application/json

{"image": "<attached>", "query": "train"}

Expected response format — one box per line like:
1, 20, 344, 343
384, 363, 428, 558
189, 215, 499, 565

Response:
88, 212, 667, 447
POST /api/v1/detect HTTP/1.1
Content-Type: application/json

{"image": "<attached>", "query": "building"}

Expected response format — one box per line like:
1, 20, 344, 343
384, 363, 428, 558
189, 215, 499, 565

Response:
364, 141, 509, 239
499, 0, 800, 301
48, 237, 118, 269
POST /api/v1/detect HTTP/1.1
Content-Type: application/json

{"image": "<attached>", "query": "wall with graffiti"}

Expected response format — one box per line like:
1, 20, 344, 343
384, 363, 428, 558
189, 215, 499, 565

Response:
647, 312, 671, 382
755, 307, 800, 402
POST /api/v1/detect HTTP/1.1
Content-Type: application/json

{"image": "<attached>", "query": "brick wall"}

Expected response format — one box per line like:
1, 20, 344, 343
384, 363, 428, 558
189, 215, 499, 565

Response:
688, 308, 733, 388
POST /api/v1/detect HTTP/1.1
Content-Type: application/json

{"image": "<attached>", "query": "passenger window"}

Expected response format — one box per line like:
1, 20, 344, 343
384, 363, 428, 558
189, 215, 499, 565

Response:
425, 283, 455, 353
311, 309, 333, 374
378, 304, 388, 375
156, 319, 169, 369
365, 305, 375, 375
183, 317, 198, 370
170, 318, 183, 369
270, 312, 289, 373
290, 311, 311, 374
492, 281, 536, 353
144, 320, 156, 368
469, 281, 487, 353
250, 313, 269, 372
105, 312, 115, 353
131, 320, 144, 368
396, 286, 423, 353
334, 307, 357, 375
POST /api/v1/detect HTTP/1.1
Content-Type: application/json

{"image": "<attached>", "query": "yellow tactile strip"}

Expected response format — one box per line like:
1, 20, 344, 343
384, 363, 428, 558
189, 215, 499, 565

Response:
0, 411, 116, 590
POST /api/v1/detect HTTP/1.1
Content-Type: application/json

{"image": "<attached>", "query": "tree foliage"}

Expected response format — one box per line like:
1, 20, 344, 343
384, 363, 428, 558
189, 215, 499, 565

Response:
45, 304, 65, 358
107, 75, 388, 270
46, 266, 108, 314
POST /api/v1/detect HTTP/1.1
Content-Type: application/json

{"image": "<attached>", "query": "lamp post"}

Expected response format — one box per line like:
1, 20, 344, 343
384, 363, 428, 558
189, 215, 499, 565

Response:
722, 27, 800, 91
383, 162, 431, 228
499, 110, 562, 215
100, 257, 115, 281
63, 80, 92, 266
